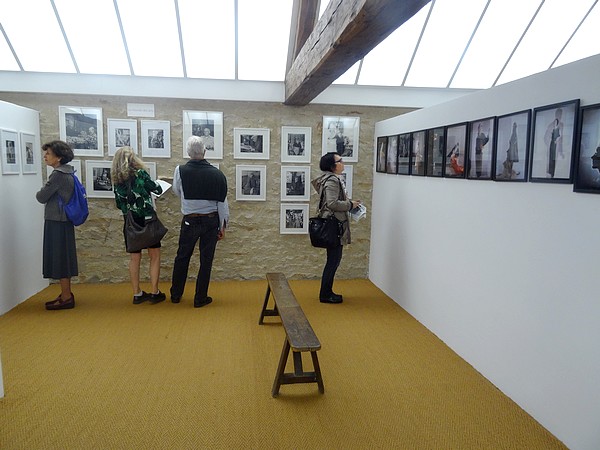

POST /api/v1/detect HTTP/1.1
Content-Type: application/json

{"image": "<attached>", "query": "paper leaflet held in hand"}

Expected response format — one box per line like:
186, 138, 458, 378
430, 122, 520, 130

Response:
350, 204, 367, 222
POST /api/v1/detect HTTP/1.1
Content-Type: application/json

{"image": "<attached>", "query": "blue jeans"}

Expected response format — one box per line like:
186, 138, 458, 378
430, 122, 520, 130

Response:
170, 215, 220, 301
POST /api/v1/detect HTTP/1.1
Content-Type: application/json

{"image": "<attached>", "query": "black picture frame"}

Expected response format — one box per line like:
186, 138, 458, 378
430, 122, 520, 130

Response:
397, 133, 411, 175
386, 135, 398, 174
492, 110, 531, 182
426, 127, 445, 177
411, 130, 426, 176
529, 99, 580, 183
467, 117, 495, 180
444, 122, 467, 178
376, 136, 387, 173
573, 103, 600, 193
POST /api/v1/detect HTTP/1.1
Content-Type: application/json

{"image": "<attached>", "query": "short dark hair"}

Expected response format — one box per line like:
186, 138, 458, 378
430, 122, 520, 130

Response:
42, 140, 74, 165
319, 152, 339, 172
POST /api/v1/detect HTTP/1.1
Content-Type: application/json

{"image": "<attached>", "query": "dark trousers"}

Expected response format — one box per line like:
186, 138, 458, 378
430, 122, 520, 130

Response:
170, 215, 219, 301
320, 244, 343, 298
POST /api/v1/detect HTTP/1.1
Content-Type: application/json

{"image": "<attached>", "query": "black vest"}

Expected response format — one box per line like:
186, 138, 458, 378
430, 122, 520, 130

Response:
179, 160, 227, 202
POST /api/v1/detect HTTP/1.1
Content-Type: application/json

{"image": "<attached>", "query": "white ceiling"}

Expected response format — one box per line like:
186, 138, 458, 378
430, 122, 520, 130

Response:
0, 0, 599, 92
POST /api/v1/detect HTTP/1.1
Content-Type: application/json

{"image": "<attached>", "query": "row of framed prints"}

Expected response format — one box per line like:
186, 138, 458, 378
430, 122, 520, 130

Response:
0, 129, 37, 175
376, 98, 600, 193
58, 106, 361, 163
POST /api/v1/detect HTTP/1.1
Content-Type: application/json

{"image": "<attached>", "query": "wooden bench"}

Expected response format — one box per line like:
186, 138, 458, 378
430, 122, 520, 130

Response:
259, 272, 324, 397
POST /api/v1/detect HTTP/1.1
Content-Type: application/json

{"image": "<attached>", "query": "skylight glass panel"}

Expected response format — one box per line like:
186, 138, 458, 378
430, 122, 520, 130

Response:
238, 0, 293, 81
358, 4, 429, 87
179, 0, 235, 79
0, 33, 20, 71
405, 0, 488, 88
54, 0, 130, 75
0, 0, 75, 73
332, 61, 360, 85
497, 0, 596, 86
553, 2, 600, 68
451, 0, 541, 89
116, 0, 183, 77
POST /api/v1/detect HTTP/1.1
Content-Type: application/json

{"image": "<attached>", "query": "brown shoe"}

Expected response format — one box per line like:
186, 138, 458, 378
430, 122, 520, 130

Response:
45, 294, 62, 307
46, 295, 75, 310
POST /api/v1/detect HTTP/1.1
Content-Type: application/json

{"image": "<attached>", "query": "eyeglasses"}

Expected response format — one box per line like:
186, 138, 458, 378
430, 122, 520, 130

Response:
335, 159, 344, 164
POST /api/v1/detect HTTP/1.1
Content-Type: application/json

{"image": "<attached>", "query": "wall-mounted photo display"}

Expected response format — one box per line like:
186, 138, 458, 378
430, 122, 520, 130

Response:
493, 110, 531, 182
141, 120, 171, 158
280, 203, 309, 235
182, 110, 223, 160
340, 165, 353, 198
85, 160, 113, 198
467, 117, 495, 180
47, 159, 82, 181
411, 130, 426, 176
529, 99, 580, 183
426, 127, 445, 177
375, 136, 387, 173
236, 164, 266, 201
1, 129, 20, 175
281, 126, 311, 163
234, 128, 270, 160
398, 133, 411, 175
59, 106, 103, 157
19, 132, 37, 174
107, 118, 138, 156
281, 166, 310, 202
322, 116, 360, 163
386, 134, 398, 174
573, 103, 600, 194
444, 123, 467, 178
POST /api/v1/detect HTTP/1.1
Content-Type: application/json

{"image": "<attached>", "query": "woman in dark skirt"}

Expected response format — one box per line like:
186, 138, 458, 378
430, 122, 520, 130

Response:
36, 140, 78, 310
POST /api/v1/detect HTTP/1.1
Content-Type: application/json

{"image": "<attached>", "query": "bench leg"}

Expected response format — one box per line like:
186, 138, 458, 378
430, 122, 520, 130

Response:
258, 285, 279, 324
311, 351, 325, 394
272, 337, 291, 397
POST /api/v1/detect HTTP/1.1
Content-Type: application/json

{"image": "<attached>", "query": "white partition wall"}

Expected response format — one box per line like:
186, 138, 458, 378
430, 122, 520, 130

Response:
0, 100, 46, 316
370, 55, 600, 450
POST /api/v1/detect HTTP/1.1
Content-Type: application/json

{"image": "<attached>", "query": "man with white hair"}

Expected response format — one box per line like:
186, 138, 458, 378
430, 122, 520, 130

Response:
170, 136, 229, 308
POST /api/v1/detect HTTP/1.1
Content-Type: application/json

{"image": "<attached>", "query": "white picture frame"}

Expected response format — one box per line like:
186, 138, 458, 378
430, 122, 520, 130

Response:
280, 203, 309, 234
322, 115, 360, 163
59, 106, 103, 157
1, 129, 20, 174
281, 126, 311, 163
236, 164, 266, 201
234, 128, 270, 160
141, 120, 171, 158
280, 166, 310, 201
47, 159, 82, 182
145, 161, 157, 181
107, 118, 138, 156
340, 165, 353, 199
20, 132, 37, 174
85, 160, 114, 198
182, 110, 223, 160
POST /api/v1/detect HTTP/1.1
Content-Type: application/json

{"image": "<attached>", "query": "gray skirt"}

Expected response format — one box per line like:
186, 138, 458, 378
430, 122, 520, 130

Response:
43, 220, 78, 279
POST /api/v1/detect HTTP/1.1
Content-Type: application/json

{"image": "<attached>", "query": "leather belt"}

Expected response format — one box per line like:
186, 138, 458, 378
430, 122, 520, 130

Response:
184, 212, 217, 218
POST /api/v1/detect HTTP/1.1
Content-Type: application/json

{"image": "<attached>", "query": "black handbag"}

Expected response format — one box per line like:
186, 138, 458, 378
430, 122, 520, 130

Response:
124, 179, 168, 253
309, 180, 343, 248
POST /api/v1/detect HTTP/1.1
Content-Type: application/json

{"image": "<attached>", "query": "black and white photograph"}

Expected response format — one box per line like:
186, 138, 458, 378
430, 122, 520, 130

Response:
376, 136, 387, 173
281, 166, 310, 201
493, 110, 530, 182
234, 128, 270, 160
398, 133, 411, 175
19, 132, 37, 174
280, 204, 309, 234
59, 106, 103, 157
386, 134, 398, 174
444, 123, 467, 178
108, 118, 138, 156
426, 127, 445, 177
411, 130, 426, 176
281, 126, 311, 163
236, 164, 266, 201
530, 99, 579, 183
574, 103, 600, 193
183, 111, 223, 159
322, 116, 360, 163
1, 129, 20, 174
85, 161, 113, 198
141, 120, 171, 158
340, 165, 353, 198
467, 117, 495, 180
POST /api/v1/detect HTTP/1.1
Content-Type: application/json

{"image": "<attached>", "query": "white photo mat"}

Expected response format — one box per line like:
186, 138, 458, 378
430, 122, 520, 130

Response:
85, 160, 114, 198
281, 126, 311, 163
141, 120, 171, 158
280, 165, 310, 201
235, 164, 266, 201
19, 132, 37, 174
182, 110, 223, 160
280, 203, 309, 234
59, 106, 103, 157
340, 165, 353, 199
1, 129, 20, 174
234, 128, 270, 160
322, 116, 360, 163
107, 118, 138, 156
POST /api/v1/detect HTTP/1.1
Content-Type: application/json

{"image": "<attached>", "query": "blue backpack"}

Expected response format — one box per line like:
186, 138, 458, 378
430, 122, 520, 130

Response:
58, 172, 89, 226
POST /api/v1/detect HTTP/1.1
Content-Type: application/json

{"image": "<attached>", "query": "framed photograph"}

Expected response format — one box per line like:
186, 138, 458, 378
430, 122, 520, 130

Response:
426, 127, 445, 177
281, 166, 310, 201
467, 117, 495, 180
444, 123, 467, 178
59, 106, 103, 157
493, 110, 531, 182
145, 161, 157, 181
386, 134, 399, 174
47, 159, 82, 181
182, 110, 223, 160
234, 128, 270, 160
85, 161, 114, 198
375, 136, 387, 173
340, 165, 353, 198
411, 130, 426, 176
141, 120, 171, 158
280, 203, 309, 234
281, 126, 311, 163
107, 118, 138, 156
573, 103, 600, 193
1, 129, 20, 174
529, 99, 580, 183
397, 133, 411, 175
322, 116, 360, 163
236, 165, 266, 201
20, 132, 37, 174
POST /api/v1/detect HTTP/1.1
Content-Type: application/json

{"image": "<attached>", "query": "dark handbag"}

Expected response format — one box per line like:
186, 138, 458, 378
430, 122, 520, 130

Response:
125, 211, 168, 253
309, 215, 342, 248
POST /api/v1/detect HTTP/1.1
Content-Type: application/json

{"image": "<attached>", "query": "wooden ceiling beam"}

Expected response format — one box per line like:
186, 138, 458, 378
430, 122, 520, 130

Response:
286, 0, 321, 73
284, 0, 429, 106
